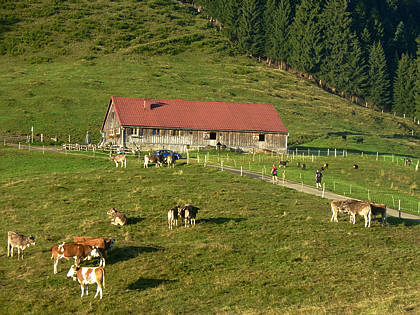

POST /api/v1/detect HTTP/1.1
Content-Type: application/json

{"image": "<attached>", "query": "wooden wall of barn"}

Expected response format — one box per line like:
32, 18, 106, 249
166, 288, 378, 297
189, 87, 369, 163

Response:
116, 127, 287, 152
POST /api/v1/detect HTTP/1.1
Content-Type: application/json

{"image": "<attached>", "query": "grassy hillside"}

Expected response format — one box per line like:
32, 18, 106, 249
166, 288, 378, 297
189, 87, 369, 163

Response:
0, 0, 419, 156
0, 147, 419, 313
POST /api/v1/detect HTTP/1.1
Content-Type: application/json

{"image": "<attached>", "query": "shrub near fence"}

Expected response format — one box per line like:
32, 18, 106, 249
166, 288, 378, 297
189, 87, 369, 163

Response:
190, 149, 419, 215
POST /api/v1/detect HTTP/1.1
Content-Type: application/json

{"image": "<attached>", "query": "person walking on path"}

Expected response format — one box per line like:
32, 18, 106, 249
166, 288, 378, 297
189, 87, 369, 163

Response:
271, 164, 278, 184
315, 169, 323, 189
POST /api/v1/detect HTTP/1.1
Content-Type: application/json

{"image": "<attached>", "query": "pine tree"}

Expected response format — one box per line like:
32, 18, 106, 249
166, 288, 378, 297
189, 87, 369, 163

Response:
264, 0, 279, 61
289, 0, 323, 74
224, 0, 241, 43
271, 0, 293, 69
393, 53, 416, 116
415, 36, 420, 119
238, 0, 264, 57
367, 42, 392, 110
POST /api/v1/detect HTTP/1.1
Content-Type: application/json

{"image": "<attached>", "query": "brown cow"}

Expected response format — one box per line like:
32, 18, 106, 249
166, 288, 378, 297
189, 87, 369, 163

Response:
7, 231, 36, 260
144, 154, 164, 168
51, 242, 100, 274
73, 236, 116, 267
330, 200, 352, 222
107, 208, 128, 226
67, 265, 105, 299
342, 201, 372, 227
110, 154, 126, 168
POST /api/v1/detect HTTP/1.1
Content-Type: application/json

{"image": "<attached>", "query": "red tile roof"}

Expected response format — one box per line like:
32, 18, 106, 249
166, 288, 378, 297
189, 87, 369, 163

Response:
109, 96, 288, 133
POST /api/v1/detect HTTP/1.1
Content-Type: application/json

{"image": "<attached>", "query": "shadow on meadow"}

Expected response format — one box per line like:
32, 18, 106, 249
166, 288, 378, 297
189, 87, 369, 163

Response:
127, 278, 177, 291
198, 217, 246, 224
127, 217, 144, 225
386, 217, 420, 227
107, 245, 164, 264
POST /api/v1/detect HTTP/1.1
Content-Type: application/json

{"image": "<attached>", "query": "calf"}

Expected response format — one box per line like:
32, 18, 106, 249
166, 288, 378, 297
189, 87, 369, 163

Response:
144, 154, 164, 168
110, 154, 126, 168
369, 203, 387, 225
342, 201, 372, 227
67, 265, 105, 299
107, 208, 127, 226
51, 242, 100, 274
182, 204, 200, 227
165, 155, 176, 168
330, 199, 353, 222
168, 206, 180, 229
404, 158, 411, 166
7, 231, 35, 260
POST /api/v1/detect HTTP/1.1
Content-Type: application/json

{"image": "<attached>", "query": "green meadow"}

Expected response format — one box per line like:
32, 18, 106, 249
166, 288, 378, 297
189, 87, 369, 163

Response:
0, 147, 419, 314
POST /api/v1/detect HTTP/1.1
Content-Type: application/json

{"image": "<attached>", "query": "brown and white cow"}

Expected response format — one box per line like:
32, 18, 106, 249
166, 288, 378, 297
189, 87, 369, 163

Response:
165, 155, 176, 168
107, 208, 127, 226
330, 200, 351, 222
67, 265, 105, 299
369, 203, 387, 225
51, 242, 100, 274
7, 231, 36, 260
144, 154, 164, 168
110, 154, 126, 168
168, 206, 180, 229
73, 236, 117, 267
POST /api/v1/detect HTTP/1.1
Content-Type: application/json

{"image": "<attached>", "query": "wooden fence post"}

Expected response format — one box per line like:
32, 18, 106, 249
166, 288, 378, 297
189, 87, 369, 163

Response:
19, 142, 21, 150
261, 168, 264, 180
322, 183, 325, 198
221, 160, 223, 171
398, 200, 401, 219
240, 166, 243, 176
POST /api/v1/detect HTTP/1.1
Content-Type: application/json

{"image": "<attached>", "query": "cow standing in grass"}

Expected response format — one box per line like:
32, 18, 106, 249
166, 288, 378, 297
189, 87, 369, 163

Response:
182, 204, 200, 227
110, 154, 126, 168
67, 265, 105, 299
168, 206, 180, 229
51, 242, 100, 274
7, 231, 36, 260
144, 154, 164, 168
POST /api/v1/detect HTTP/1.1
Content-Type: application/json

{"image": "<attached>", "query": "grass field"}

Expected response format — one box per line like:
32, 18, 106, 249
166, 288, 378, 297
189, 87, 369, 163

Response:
1, 147, 419, 314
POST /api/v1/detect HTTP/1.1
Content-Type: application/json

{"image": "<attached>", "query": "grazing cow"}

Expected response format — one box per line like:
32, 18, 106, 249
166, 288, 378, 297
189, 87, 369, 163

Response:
168, 206, 180, 229
353, 164, 359, 169
67, 265, 105, 299
182, 204, 200, 227
369, 203, 387, 225
110, 154, 126, 168
279, 161, 289, 168
107, 208, 128, 226
73, 237, 117, 267
300, 163, 306, 170
404, 158, 411, 166
356, 137, 364, 143
320, 163, 329, 171
342, 201, 372, 227
144, 154, 164, 168
165, 155, 176, 168
330, 199, 354, 222
51, 242, 100, 274
7, 231, 35, 260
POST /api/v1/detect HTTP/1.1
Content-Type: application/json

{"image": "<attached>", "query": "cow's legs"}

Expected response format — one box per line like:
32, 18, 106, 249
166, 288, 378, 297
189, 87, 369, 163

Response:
80, 285, 85, 297
10, 245, 14, 257
7, 241, 10, 257
54, 259, 58, 274
94, 284, 102, 299
114, 161, 118, 167
86, 285, 89, 296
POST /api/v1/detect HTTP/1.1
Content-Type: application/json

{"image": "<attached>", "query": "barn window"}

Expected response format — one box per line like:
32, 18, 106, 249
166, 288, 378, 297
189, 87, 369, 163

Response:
153, 129, 160, 135
209, 132, 216, 140
172, 129, 180, 136
259, 134, 265, 141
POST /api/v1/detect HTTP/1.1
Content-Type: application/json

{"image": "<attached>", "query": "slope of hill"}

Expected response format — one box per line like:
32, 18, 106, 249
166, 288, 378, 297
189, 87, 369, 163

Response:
0, 0, 419, 156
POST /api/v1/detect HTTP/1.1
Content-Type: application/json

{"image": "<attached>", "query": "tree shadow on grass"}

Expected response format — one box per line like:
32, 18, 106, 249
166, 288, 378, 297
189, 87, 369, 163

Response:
385, 217, 420, 227
107, 245, 164, 264
198, 217, 246, 224
127, 278, 177, 291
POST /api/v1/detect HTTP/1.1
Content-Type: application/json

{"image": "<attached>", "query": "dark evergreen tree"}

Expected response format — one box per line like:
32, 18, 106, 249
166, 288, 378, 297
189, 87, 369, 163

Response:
415, 36, 420, 119
289, 0, 323, 74
367, 41, 392, 110
271, 0, 293, 69
238, 0, 264, 57
393, 53, 416, 116
223, 0, 241, 43
264, 0, 279, 61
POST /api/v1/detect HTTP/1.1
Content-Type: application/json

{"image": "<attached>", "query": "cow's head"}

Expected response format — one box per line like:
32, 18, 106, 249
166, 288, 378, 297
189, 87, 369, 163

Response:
67, 265, 78, 280
28, 236, 36, 246
107, 238, 117, 250
89, 246, 101, 259
107, 208, 117, 216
